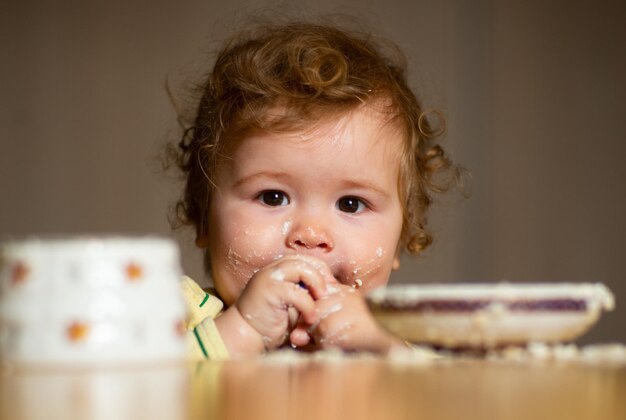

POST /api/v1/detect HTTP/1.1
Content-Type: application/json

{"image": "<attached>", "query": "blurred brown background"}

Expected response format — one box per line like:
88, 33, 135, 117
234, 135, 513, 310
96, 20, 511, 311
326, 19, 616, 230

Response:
1, 0, 624, 344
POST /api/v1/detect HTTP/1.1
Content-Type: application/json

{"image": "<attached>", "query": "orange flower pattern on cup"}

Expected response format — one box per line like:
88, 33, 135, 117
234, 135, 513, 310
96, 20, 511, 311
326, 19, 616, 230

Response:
11, 262, 29, 286
125, 262, 143, 281
0, 238, 188, 365
66, 321, 90, 342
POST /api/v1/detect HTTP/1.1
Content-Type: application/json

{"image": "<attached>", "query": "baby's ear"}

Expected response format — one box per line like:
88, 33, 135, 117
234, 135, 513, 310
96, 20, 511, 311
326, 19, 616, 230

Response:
391, 244, 402, 270
195, 234, 208, 249
392, 254, 401, 270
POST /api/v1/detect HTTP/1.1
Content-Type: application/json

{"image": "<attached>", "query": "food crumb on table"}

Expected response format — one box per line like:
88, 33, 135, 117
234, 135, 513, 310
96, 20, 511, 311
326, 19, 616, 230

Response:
487, 342, 626, 365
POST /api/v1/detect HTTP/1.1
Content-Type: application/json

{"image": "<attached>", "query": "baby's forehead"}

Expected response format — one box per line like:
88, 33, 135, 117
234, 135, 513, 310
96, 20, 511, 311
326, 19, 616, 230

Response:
224, 111, 406, 184
255, 100, 406, 140
248, 106, 404, 148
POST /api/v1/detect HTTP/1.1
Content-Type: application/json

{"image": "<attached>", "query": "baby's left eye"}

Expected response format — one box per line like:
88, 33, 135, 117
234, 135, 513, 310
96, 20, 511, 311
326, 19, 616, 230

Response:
336, 196, 367, 214
258, 190, 289, 207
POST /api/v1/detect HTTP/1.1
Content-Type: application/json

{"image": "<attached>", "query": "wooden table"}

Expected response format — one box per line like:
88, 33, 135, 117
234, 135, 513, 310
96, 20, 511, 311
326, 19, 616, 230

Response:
2, 355, 625, 420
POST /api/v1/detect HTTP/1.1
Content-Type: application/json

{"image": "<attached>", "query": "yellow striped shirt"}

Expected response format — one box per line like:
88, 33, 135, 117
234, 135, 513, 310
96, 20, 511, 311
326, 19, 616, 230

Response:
180, 276, 229, 361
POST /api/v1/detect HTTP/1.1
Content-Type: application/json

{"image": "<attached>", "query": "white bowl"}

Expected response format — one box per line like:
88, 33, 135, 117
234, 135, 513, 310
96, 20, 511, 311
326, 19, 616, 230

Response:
367, 283, 615, 348
0, 236, 188, 367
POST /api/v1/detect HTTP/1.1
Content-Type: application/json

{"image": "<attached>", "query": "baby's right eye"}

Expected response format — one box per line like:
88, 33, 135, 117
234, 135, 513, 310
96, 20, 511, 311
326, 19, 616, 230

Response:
258, 190, 289, 207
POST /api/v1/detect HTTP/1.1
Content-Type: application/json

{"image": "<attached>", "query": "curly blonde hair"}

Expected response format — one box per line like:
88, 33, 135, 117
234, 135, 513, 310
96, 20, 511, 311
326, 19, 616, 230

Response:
169, 21, 459, 265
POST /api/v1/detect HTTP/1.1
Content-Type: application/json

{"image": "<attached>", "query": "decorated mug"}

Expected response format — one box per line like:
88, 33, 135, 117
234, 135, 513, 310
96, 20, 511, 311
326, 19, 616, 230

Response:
0, 236, 188, 367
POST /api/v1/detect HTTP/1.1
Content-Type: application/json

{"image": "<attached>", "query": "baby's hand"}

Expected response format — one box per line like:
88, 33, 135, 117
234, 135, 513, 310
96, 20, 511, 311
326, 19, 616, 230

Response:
217, 255, 333, 357
305, 281, 404, 354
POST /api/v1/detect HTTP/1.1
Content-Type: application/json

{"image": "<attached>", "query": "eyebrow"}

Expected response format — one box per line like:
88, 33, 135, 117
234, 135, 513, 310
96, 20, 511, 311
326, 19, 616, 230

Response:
232, 171, 292, 188
232, 171, 391, 199
339, 179, 391, 199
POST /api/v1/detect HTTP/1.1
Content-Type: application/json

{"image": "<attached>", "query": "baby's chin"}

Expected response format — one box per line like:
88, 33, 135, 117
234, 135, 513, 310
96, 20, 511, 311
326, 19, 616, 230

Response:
211, 267, 259, 305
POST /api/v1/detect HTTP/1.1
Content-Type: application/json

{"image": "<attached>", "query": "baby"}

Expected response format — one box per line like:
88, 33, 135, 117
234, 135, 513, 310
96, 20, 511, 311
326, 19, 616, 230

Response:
169, 20, 458, 359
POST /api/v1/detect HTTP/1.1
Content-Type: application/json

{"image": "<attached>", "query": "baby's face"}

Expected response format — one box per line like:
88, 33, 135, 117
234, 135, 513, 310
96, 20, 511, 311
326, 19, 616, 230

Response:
205, 106, 405, 305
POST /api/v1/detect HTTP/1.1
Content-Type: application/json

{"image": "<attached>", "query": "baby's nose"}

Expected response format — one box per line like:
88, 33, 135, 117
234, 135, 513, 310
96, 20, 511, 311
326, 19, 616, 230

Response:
286, 222, 334, 252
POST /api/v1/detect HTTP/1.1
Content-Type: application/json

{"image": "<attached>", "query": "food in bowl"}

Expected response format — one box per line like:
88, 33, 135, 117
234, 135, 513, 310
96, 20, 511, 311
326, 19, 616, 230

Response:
367, 283, 614, 349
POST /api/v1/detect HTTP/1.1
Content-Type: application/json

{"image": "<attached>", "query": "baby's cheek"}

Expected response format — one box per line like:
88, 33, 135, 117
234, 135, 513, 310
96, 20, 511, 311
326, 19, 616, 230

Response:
223, 223, 286, 278
228, 226, 281, 266
349, 243, 395, 292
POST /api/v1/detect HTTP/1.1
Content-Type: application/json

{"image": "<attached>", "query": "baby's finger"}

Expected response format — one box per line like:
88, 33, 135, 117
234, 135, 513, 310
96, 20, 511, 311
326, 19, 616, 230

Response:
287, 307, 301, 334
274, 254, 336, 286
268, 259, 328, 300
289, 325, 312, 347
269, 279, 319, 325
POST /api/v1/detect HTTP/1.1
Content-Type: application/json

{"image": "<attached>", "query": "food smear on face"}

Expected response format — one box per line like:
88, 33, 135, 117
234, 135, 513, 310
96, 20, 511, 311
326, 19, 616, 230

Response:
206, 106, 405, 309
270, 269, 286, 282
281, 220, 293, 235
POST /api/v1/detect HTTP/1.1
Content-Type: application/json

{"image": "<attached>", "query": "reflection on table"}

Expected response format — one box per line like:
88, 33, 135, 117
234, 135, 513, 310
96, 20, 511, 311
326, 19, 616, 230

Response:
2, 353, 625, 420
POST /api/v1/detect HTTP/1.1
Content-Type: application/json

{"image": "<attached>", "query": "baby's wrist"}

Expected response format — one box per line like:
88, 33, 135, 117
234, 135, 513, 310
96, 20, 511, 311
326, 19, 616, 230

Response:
374, 327, 408, 355
214, 305, 266, 358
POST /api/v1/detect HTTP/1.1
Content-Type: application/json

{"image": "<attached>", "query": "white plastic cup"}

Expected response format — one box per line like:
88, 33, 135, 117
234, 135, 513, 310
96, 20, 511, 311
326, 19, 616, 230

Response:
0, 236, 188, 367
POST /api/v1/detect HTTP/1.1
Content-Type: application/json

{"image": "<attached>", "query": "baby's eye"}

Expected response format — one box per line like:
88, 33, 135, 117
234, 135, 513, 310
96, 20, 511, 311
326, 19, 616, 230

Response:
258, 190, 289, 207
336, 196, 366, 214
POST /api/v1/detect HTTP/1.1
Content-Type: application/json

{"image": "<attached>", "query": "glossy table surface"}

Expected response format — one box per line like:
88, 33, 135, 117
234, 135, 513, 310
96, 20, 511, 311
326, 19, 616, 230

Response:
1, 351, 625, 420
